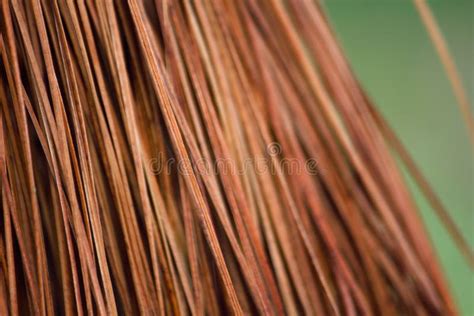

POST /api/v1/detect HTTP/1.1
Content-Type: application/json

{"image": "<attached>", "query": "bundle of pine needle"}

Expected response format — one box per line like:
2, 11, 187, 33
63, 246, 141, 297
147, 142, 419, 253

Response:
0, 0, 472, 315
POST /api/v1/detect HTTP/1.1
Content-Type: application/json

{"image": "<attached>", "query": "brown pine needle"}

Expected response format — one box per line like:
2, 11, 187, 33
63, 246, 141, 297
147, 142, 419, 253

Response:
0, 0, 469, 315
414, 0, 474, 146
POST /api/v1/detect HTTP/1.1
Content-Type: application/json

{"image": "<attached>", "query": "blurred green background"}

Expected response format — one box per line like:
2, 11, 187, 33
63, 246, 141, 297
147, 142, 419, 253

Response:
324, 0, 473, 314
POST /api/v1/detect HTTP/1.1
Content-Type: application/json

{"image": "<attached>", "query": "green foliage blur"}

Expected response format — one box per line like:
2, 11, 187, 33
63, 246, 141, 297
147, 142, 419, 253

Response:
325, 1, 473, 314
